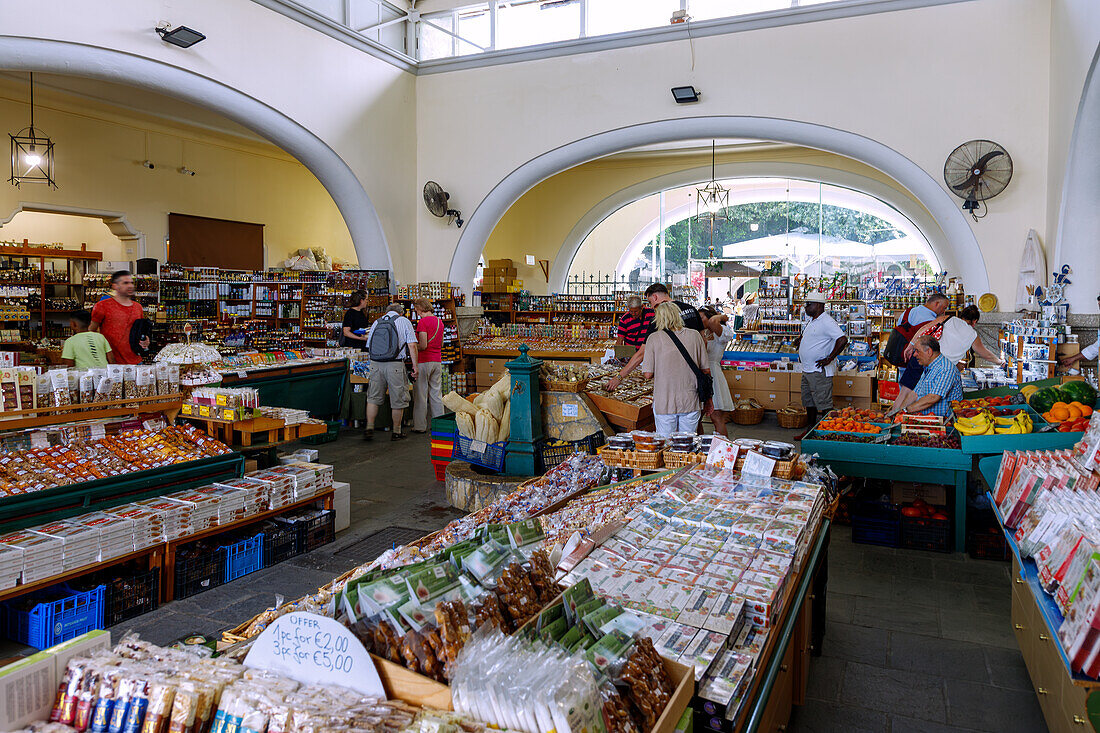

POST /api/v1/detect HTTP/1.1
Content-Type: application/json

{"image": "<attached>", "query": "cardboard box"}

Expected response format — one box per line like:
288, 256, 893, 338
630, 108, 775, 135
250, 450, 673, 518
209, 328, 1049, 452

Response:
757, 391, 788, 410
487, 258, 513, 268
476, 358, 510, 373
0, 630, 111, 730
890, 481, 947, 506
333, 480, 351, 533
833, 395, 873, 410
724, 371, 756, 390
758, 372, 790, 392
833, 373, 874, 397
483, 266, 518, 278
729, 389, 755, 403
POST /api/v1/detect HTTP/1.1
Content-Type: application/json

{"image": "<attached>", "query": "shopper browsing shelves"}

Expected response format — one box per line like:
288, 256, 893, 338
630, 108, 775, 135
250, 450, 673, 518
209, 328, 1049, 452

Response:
364, 303, 419, 442
89, 270, 147, 365
794, 292, 848, 428
60, 309, 113, 368
412, 297, 444, 433
902, 335, 964, 418
641, 301, 710, 436
340, 290, 370, 350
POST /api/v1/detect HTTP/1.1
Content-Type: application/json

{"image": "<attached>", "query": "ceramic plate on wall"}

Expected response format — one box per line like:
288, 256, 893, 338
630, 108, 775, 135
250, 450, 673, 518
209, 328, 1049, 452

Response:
978, 293, 998, 312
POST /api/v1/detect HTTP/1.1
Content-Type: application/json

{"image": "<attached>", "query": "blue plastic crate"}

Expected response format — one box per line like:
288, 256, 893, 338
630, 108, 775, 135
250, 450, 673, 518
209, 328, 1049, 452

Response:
3, 583, 104, 649
453, 435, 507, 472
851, 501, 900, 548
221, 533, 264, 583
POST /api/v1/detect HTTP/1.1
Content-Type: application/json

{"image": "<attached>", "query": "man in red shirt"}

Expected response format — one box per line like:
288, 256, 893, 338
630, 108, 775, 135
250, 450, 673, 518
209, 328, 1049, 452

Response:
90, 271, 147, 365
412, 297, 445, 433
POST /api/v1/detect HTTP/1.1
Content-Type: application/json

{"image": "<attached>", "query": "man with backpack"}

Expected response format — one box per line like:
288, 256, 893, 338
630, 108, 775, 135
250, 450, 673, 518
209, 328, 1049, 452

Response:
364, 303, 419, 441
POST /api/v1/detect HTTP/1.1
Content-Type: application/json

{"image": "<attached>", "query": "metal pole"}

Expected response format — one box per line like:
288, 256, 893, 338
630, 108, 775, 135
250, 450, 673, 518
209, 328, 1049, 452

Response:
658, 190, 666, 284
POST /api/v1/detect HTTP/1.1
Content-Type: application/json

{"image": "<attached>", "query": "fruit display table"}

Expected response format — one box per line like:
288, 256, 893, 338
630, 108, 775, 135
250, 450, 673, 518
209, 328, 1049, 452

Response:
801, 433, 972, 551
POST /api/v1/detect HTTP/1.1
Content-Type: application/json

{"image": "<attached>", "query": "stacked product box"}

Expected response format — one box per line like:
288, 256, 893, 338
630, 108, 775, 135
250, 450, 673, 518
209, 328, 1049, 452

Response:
212, 478, 272, 513
563, 468, 822, 678
0, 542, 22, 589
243, 470, 295, 510
165, 490, 222, 533
74, 512, 137, 561
32, 521, 101, 572
0, 530, 64, 583
108, 503, 170, 548
131, 497, 193, 541
196, 485, 257, 525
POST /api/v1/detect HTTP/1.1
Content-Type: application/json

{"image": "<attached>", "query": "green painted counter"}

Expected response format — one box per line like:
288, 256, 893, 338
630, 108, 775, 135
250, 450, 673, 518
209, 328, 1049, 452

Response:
220, 360, 348, 417
801, 433, 971, 551
0, 452, 244, 532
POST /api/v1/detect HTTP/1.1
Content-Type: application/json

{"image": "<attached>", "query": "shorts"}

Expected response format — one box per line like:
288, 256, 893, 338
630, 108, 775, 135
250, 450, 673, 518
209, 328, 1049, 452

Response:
367, 361, 411, 409
899, 355, 924, 390
800, 371, 834, 411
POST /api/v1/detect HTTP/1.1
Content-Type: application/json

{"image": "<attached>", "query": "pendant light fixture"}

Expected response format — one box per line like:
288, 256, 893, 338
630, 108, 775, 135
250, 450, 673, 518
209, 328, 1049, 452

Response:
9, 73, 56, 189
695, 140, 728, 223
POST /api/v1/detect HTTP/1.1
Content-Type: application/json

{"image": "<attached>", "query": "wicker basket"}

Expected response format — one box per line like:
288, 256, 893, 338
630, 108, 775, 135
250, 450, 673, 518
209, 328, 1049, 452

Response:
597, 445, 664, 470
663, 450, 707, 469
732, 454, 801, 479
540, 377, 590, 393
776, 402, 808, 429
732, 405, 765, 425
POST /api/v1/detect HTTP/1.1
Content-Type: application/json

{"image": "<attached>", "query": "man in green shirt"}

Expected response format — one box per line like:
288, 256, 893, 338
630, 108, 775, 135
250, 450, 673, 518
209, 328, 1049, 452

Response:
61, 310, 114, 368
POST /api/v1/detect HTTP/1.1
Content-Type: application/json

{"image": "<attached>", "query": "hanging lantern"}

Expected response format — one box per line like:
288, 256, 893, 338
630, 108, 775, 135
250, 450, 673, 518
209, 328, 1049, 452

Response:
9, 74, 56, 189
695, 140, 728, 224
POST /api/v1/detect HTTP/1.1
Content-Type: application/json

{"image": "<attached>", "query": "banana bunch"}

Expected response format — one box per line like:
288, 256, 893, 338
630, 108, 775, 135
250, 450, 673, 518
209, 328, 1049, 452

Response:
994, 412, 1033, 435
955, 412, 996, 435
1020, 384, 1040, 403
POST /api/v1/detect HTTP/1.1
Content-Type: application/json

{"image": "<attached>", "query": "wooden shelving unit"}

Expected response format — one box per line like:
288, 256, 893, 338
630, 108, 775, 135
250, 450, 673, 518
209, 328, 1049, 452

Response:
0, 240, 103, 339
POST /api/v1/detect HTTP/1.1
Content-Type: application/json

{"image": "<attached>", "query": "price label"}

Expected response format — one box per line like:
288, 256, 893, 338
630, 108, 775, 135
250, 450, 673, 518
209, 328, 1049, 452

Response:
471, 439, 488, 453
29, 430, 48, 449
562, 403, 579, 417
741, 450, 776, 477
90, 424, 106, 441
244, 612, 383, 697
237, 371, 248, 379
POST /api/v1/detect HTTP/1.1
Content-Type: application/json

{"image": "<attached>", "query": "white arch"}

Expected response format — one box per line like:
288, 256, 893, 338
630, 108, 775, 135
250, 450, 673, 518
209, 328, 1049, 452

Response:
1, 202, 147, 256
554, 163, 945, 288
448, 117, 987, 294
1054, 42, 1100, 313
0, 36, 392, 272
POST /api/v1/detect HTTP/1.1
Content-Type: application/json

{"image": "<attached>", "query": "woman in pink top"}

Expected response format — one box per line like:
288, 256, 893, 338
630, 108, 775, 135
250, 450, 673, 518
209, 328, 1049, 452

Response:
412, 298, 445, 433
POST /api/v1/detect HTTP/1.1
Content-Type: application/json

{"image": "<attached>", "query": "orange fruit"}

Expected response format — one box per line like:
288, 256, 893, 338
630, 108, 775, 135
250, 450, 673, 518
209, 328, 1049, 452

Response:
1052, 406, 1071, 421
1082, 405, 1094, 417
1044, 411, 1057, 422
1053, 401, 1069, 411
1068, 405, 1083, 420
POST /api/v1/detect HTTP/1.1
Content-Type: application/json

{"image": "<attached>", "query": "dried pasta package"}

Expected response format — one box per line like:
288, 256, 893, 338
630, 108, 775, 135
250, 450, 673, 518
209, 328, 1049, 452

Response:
136, 365, 157, 399
50, 369, 71, 408
166, 686, 196, 733
80, 372, 97, 407
167, 364, 180, 395
155, 363, 169, 396
143, 680, 177, 733
0, 367, 20, 411
36, 371, 53, 408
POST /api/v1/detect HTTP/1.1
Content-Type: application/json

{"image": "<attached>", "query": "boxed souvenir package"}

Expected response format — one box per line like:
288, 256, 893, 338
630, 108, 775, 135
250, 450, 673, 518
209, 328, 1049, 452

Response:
0, 542, 22, 590
73, 512, 137, 561
31, 520, 101, 572
212, 478, 272, 513
243, 469, 295, 510
264, 464, 321, 501
132, 496, 194, 540
197, 485, 260, 524
106, 503, 168, 548
166, 490, 222, 532
0, 529, 64, 583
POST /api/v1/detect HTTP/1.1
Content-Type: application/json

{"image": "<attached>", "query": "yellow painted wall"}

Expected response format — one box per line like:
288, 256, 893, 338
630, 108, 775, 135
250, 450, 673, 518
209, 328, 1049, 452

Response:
0, 79, 354, 268
484, 145, 929, 293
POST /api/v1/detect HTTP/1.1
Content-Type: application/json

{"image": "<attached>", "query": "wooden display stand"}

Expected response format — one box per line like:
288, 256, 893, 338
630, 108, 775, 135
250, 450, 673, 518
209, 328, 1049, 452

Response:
0, 394, 183, 430
0, 241, 102, 340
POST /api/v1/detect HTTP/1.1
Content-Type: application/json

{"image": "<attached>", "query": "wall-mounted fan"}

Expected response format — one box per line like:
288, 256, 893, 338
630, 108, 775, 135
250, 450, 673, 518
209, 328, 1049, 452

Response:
423, 181, 463, 227
943, 140, 1013, 221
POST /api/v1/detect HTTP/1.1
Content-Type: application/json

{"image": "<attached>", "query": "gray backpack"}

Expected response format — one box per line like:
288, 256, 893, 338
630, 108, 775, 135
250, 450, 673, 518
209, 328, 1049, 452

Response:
368, 314, 402, 362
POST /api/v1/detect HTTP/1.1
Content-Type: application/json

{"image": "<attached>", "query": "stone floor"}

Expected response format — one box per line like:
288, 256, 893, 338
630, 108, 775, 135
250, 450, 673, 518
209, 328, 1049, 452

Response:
112, 420, 1045, 732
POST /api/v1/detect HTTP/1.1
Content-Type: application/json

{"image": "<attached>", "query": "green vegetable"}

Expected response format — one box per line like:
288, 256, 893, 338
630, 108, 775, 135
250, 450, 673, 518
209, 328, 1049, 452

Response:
1028, 386, 1070, 414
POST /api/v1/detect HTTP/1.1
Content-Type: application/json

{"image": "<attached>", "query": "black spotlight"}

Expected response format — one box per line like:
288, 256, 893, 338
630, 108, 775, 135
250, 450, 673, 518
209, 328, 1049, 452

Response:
671, 86, 700, 104
156, 25, 206, 48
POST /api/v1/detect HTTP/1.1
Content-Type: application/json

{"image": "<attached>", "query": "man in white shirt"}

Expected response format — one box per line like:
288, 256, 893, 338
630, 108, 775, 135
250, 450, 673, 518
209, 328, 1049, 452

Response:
1061, 294, 1100, 369
364, 303, 419, 442
794, 292, 849, 427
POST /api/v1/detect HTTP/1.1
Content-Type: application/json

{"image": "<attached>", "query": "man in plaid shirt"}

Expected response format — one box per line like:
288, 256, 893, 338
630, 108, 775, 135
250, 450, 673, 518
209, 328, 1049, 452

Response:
904, 335, 963, 418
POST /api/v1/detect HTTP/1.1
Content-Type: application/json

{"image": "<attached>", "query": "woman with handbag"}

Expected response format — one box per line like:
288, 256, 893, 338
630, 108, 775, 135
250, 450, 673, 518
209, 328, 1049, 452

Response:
641, 301, 711, 436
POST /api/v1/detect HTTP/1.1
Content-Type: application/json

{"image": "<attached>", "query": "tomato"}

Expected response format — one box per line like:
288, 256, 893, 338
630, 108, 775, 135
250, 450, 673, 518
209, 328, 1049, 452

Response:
901, 507, 922, 517
931, 512, 949, 520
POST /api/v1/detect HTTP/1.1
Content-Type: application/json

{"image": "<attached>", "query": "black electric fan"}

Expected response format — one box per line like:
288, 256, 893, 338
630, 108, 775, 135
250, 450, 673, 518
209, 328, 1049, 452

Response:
423, 181, 463, 227
943, 139, 1013, 220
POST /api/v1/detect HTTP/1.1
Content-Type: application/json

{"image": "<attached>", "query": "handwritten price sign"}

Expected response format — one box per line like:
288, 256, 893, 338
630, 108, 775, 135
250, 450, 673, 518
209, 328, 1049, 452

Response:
244, 612, 383, 696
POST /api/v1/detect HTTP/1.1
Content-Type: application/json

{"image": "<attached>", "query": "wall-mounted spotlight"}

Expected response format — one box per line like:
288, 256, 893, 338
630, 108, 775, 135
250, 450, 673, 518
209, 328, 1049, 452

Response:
141, 160, 155, 170
671, 86, 700, 104
156, 24, 206, 48
178, 166, 196, 176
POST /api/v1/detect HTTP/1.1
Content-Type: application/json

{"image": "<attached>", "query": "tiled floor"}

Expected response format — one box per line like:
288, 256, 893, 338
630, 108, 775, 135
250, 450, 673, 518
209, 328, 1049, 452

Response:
111, 422, 1046, 732
788, 526, 1046, 733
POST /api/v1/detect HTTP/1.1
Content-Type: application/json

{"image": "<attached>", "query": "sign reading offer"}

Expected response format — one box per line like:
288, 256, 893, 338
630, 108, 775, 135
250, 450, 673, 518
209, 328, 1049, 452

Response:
244, 612, 384, 697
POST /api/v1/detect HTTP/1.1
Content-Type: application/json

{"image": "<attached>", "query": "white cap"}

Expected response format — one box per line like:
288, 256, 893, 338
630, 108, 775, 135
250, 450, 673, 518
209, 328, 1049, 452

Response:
804, 292, 827, 304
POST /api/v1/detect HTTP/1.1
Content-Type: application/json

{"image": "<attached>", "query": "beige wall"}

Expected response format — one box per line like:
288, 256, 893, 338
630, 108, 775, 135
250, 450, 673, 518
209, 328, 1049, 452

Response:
0, 79, 354, 267
418, 0, 1052, 305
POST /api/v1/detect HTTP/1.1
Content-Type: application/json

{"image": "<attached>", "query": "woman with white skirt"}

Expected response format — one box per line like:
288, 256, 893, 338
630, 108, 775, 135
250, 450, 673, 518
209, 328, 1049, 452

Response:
700, 308, 735, 437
